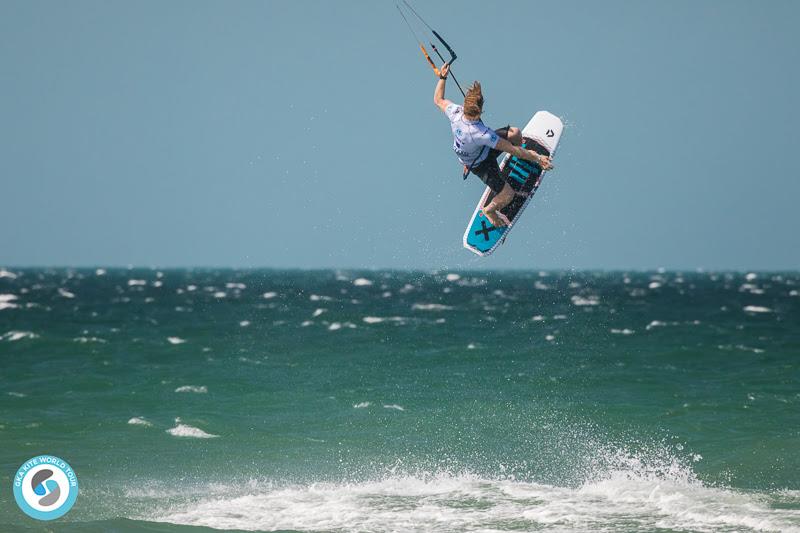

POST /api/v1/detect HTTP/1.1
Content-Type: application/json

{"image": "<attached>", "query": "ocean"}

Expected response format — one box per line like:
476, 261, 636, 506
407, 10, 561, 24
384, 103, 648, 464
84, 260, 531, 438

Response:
1, 268, 798, 532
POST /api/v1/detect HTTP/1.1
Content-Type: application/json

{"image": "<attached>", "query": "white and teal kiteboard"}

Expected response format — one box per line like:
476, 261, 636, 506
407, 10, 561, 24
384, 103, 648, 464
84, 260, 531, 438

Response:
463, 111, 563, 256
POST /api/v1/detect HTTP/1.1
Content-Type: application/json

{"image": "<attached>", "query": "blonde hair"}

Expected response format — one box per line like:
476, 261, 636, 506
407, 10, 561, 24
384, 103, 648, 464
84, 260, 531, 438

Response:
463, 81, 484, 118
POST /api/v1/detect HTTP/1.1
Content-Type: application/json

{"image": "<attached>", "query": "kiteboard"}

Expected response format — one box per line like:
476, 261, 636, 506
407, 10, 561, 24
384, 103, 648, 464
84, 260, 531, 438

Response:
463, 111, 563, 256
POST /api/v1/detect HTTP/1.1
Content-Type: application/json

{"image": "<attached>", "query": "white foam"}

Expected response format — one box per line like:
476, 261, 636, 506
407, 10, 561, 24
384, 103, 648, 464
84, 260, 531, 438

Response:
383, 404, 405, 411
310, 294, 333, 302
353, 278, 373, 286
363, 316, 405, 324
148, 466, 800, 533
239, 320, 250, 327
445, 273, 461, 282
0, 302, 18, 311
7, 391, 27, 398
128, 279, 147, 286
0, 269, 18, 279
128, 417, 153, 427
353, 402, 370, 408
1, 331, 38, 342
73, 336, 107, 343
58, 288, 75, 298
225, 282, 246, 289
743, 305, 772, 313
648, 281, 662, 289
328, 322, 342, 331
610, 328, 635, 335
167, 337, 187, 345
312, 308, 326, 318
412, 303, 454, 311
175, 385, 208, 394
166, 418, 218, 439
0, 294, 18, 303
213, 291, 227, 299
571, 295, 600, 306
262, 291, 277, 299
746, 272, 758, 281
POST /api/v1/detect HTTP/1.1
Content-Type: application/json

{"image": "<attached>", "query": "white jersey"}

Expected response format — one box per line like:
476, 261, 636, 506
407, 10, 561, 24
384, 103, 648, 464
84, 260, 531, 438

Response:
445, 103, 499, 166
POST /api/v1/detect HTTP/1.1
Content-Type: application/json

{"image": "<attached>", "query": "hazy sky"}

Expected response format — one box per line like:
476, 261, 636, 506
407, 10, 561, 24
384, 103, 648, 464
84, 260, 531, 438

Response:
2, 0, 798, 270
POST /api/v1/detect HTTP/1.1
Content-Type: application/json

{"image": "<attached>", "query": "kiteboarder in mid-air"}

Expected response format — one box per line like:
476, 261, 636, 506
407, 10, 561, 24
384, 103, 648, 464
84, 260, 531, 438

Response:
434, 63, 553, 227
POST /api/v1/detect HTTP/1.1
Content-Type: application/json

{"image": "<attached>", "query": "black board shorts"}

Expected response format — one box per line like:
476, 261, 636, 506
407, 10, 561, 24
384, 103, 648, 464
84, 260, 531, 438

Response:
470, 148, 509, 194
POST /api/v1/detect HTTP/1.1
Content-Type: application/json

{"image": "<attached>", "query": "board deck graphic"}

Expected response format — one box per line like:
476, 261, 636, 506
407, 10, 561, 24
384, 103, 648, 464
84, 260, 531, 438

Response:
463, 111, 563, 256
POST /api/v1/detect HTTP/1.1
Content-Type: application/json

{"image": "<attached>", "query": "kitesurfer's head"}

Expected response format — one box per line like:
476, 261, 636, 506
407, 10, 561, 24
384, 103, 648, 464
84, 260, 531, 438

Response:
463, 81, 484, 120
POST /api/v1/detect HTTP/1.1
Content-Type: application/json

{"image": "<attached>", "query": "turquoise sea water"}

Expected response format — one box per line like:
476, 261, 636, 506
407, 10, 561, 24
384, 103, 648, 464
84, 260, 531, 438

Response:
1, 268, 799, 532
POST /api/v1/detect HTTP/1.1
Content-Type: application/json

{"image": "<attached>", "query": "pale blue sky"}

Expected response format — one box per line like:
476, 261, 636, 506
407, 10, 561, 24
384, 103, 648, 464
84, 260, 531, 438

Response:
1, 0, 798, 270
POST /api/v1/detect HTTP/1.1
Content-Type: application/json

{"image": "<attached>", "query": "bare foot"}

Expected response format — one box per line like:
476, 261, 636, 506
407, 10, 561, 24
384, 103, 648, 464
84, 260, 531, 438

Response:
483, 206, 507, 227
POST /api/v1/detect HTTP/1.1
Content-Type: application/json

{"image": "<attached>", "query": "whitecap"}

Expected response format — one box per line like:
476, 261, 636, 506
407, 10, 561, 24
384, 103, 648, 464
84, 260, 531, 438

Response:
167, 337, 187, 345
310, 294, 333, 302
225, 282, 246, 289
312, 308, 326, 318
743, 305, 772, 313
353, 278, 373, 286
648, 281, 662, 289
0, 269, 18, 279
411, 303, 453, 311
58, 288, 75, 298
128, 417, 153, 427
73, 336, 107, 343
2, 331, 38, 342
353, 402, 370, 408
239, 320, 251, 327
212, 291, 227, 299
128, 279, 147, 286
571, 295, 599, 306
745, 272, 757, 281
96, 268, 106, 276
610, 328, 635, 335
383, 404, 405, 411
445, 273, 461, 282
363, 316, 405, 324
7, 392, 27, 398
262, 291, 277, 299
166, 419, 218, 439
328, 322, 342, 331
175, 385, 208, 394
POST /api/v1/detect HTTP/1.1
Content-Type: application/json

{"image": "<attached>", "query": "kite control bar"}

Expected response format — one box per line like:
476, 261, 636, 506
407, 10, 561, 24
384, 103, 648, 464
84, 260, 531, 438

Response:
396, 0, 465, 97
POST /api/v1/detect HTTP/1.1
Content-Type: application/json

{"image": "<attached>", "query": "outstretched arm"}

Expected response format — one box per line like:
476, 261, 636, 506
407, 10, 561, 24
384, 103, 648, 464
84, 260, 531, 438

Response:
433, 63, 453, 113
495, 137, 553, 170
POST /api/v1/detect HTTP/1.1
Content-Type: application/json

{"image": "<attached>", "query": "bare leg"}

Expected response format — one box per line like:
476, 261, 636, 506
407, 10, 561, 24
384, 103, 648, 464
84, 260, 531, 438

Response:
483, 183, 515, 227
